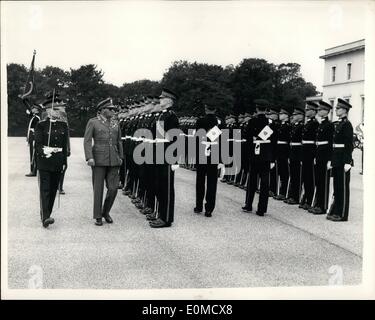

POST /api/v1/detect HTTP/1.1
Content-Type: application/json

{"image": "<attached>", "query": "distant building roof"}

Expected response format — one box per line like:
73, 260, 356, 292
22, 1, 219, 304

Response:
319, 39, 365, 59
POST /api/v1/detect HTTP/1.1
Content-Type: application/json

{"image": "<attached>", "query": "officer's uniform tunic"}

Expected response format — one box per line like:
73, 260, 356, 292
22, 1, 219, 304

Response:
27, 114, 40, 175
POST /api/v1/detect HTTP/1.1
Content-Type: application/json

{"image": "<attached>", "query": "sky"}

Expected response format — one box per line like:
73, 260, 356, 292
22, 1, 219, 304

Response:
1, 1, 371, 91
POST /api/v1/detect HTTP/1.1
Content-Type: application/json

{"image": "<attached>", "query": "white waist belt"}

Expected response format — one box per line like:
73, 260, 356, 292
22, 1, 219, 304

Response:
253, 140, 270, 144
302, 140, 315, 144
333, 144, 345, 148
277, 141, 288, 144
202, 141, 218, 145
290, 142, 302, 146
316, 141, 329, 146
43, 146, 62, 152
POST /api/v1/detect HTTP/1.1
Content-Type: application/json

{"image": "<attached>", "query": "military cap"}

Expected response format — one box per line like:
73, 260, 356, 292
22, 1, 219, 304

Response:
254, 99, 269, 110
160, 88, 178, 101
279, 105, 293, 115
267, 104, 280, 113
292, 105, 305, 115
337, 98, 352, 110
318, 100, 332, 111
42, 96, 66, 109
305, 101, 319, 111
97, 97, 116, 111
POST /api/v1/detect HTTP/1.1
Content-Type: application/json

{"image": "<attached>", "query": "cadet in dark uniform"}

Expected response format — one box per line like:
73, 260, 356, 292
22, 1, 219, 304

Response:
26, 104, 41, 177
327, 98, 353, 222
149, 89, 180, 228
308, 100, 334, 214
194, 103, 223, 217
83, 98, 123, 226
274, 105, 291, 200
299, 101, 319, 210
285, 105, 304, 205
34, 97, 69, 228
242, 99, 276, 216
266, 104, 280, 197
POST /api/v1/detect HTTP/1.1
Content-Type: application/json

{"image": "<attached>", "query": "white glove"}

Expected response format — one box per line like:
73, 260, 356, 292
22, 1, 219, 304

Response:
218, 163, 225, 179
314, 158, 316, 165
270, 162, 275, 169
87, 159, 95, 166
171, 164, 179, 171
327, 161, 332, 169
344, 164, 352, 172
43, 146, 52, 158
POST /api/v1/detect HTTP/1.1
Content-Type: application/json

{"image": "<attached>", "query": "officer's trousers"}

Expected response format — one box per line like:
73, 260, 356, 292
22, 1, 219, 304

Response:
144, 163, 156, 211
196, 164, 219, 213
301, 158, 315, 206
277, 158, 289, 197
38, 170, 62, 221
269, 161, 278, 194
59, 161, 67, 191
314, 161, 330, 212
245, 160, 270, 213
288, 160, 302, 202
91, 166, 120, 219
155, 164, 175, 224
329, 166, 350, 221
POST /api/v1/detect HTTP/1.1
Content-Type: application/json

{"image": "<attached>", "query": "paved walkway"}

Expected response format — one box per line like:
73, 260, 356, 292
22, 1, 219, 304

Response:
6, 137, 363, 289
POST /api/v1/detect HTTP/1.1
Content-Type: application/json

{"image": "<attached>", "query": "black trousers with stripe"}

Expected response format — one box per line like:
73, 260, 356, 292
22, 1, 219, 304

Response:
301, 158, 315, 206
155, 164, 175, 224
196, 164, 218, 213
330, 165, 350, 221
277, 158, 289, 196
245, 160, 270, 213
315, 161, 330, 212
269, 161, 278, 194
38, 170, 62, 221
288, 160, 302, 202
29, 139, 37, 174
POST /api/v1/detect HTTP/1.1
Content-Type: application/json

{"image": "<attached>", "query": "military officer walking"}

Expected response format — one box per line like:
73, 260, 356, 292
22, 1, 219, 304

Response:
34, 96, 69, 228
308, 100, 334, 214
242, 99, 276, 216
327, 98, 353, 222
26, 104, 41, 177
84, 98, 123, 226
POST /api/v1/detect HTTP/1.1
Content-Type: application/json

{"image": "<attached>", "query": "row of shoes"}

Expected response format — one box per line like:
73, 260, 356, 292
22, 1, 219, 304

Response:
121, 186, 171, 228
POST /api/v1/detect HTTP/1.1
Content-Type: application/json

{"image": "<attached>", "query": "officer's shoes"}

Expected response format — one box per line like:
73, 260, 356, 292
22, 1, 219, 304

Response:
103, 215, 113, 223
204, 211, 212, 217
95, 218, 103, 226
123, 190, 131, 196
312, 207, 325, 215
42, 217, 54, 228
287, 199, 298, 205
330, 215, 346, 222
59, 189, 65, 195
221, 179, 228, 183
242, 206, 252, 213
149, 219, 171, 228
118, 183, 124, 189
298, 203, 305, 208
256, 211, 265, 216
194, 207, 202, 214
326, 214, 334, 220
25, 173, 37, 177
269, 191, 275, 197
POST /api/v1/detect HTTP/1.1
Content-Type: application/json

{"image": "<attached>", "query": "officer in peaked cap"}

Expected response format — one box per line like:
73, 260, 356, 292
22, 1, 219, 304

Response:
285, 104, 305, 205
242, 99, 276, 216
299, 101, 319, 210
84, 98, 123, 226
34, 95, 69, 228
274, 105, 292, 200
327, 98, 353, 222
308, 100, 334, 215
149, 88, 180, 228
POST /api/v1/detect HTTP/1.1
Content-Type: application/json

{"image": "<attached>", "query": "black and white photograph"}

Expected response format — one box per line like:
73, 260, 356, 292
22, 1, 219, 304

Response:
1, 0, 375, 301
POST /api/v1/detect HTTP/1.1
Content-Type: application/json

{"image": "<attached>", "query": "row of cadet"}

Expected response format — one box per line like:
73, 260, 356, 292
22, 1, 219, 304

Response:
116, 95, 354, 223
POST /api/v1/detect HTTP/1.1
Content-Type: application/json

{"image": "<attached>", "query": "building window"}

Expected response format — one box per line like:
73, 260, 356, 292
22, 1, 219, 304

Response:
361, 96, 365, 123
331, 66, 336, 82
347, 63, 352, 80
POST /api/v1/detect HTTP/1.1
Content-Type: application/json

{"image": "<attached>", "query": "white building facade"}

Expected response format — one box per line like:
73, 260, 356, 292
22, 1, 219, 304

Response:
320, 39, 365, 127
